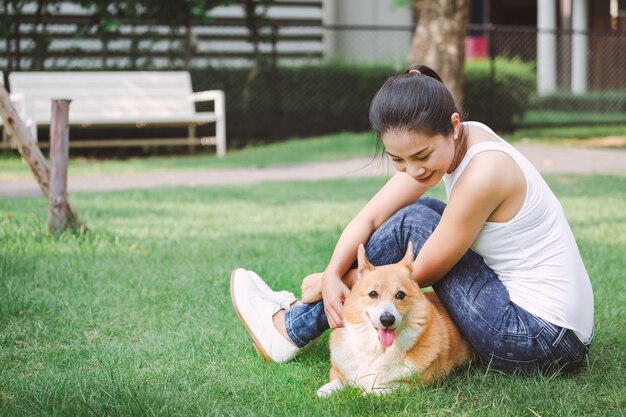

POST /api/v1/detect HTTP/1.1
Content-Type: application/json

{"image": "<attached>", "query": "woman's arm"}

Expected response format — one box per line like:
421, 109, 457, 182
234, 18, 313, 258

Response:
322, 172, 428, 328
411, 152, 519, 287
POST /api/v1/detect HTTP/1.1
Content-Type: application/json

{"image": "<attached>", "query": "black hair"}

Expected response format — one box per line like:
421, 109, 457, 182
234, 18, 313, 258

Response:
369, 64, 463, 139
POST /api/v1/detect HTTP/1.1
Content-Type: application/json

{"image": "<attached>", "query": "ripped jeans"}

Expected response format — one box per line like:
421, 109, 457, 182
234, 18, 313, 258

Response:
284, 197, 592, 374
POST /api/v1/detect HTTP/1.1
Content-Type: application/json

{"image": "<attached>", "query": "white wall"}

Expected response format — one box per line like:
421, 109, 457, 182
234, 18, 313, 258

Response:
323, 0, 413, 63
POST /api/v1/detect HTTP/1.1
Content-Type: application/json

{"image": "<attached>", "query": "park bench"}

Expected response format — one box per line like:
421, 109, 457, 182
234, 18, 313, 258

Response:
6, 71, 226, 157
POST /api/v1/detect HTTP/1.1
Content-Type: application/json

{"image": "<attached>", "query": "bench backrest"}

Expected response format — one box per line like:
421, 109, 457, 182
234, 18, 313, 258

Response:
8, 71, 197, 124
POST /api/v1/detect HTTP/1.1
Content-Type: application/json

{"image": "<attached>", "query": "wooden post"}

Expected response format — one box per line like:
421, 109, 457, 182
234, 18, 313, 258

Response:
48, 99, 71, 236
0, 85, 85, 232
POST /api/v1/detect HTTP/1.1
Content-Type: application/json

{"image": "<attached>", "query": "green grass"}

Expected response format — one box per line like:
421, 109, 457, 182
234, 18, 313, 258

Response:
3, 126, 625, 180
1, 174, 624, 416
509, 124, 626, 144
0, 132, 379, 179
520, 111, 626, 126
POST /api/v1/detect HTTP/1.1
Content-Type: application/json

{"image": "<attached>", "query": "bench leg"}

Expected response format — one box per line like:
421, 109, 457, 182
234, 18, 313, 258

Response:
30, 122, 38, 142
215, 115, 226, 159
188, 124, 196, 154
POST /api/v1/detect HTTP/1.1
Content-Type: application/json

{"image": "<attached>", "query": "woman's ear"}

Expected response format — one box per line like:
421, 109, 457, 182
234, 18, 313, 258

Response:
451, 112, 461, 137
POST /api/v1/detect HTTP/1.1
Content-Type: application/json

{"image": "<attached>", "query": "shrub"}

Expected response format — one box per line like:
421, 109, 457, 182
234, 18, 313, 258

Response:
528, 90, 626, 113
191, 64, 394, 147
192, 58, 536, 145
8, 60, 534, 149
463, 57, 536, 130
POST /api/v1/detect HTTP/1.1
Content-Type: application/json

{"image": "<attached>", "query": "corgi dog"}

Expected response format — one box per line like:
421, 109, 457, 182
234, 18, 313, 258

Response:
317, 242, 473, 397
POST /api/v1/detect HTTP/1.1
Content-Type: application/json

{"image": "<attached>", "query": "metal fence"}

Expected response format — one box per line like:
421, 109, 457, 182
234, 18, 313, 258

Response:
320, 23, 626, 129
477, 25, 626, 128
2, 18, 626, 149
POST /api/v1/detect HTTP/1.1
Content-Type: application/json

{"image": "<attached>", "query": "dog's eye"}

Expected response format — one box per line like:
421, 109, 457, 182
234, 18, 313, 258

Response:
395, 291, 406, 300
368, 291, 378, 299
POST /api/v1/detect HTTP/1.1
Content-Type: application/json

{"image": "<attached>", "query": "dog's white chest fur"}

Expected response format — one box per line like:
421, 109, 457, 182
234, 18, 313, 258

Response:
329, 322, 419, 394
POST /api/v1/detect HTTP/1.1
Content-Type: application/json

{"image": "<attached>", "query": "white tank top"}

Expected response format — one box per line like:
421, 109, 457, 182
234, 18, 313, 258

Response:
443, 122, 594, 342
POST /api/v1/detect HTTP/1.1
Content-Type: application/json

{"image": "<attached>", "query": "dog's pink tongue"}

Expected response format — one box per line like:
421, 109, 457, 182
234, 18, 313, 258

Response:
378, 328, 395, 347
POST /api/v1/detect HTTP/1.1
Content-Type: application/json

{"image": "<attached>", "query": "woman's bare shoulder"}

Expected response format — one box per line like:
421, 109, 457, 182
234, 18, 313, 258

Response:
464, 150, 523, 189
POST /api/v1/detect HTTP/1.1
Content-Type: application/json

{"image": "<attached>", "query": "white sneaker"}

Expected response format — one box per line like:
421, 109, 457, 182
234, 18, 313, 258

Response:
246, 269, 297, 311
230, 269, 299, 363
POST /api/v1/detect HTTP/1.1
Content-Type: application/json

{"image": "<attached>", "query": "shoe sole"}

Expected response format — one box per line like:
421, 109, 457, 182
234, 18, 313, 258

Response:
230, 269, 272, 362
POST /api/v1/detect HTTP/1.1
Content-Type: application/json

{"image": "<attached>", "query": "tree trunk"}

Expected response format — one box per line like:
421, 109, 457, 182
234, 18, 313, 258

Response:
408, 0, 470, 108
0, 86, 51, 196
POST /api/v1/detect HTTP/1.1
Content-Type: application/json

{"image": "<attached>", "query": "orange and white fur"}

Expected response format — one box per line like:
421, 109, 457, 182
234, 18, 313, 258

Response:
317, 243, 473, 397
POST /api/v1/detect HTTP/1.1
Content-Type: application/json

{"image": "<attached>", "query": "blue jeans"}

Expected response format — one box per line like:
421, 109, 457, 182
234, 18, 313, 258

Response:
285, 198, 592, 374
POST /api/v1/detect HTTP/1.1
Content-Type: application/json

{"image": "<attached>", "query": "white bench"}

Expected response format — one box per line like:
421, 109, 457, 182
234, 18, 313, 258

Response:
7, 71, 226, 157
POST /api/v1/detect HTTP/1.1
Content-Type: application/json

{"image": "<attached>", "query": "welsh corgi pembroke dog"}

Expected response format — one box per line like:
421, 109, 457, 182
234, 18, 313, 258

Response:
317, 242, 473, 397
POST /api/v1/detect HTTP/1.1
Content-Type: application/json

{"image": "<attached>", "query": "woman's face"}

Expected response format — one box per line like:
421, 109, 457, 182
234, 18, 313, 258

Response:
381, 129, 457, 187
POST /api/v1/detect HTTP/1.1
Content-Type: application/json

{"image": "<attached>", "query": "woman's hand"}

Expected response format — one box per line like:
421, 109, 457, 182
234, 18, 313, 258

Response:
301, 272, 323, 303
321, 272, 351, 329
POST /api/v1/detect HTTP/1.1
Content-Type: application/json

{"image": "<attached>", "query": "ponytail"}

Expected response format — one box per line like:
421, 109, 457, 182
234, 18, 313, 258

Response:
404, 64, 444, 83
370, 64, 462, 140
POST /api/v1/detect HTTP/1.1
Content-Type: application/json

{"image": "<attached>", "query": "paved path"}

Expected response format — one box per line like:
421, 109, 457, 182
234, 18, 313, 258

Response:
1, 143, 624, 198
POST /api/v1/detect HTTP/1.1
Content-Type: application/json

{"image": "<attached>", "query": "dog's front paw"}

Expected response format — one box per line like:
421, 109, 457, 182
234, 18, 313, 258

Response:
317, 379, 345, 398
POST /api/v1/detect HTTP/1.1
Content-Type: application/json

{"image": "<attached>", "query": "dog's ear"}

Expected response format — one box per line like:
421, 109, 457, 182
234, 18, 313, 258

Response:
357, 243, 374, 274
402, 242, 414, 269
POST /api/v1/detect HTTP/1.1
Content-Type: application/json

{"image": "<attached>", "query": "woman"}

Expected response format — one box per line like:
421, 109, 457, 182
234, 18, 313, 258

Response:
230, 64, 594, 374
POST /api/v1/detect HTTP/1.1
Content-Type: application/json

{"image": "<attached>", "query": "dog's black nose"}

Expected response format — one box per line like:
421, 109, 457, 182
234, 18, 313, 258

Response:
380, 312, 395, 328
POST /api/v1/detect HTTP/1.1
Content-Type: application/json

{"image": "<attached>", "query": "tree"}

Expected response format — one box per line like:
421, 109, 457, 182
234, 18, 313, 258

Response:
71, 0, 233, 68
241, 0, 276, 116
407, 0, 470, 107
141, 0, 234, 68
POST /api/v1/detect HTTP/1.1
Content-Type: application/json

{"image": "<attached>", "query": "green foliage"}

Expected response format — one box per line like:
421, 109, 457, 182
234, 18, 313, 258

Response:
69, 0, 235, 38
3, 0, 236, 69
390, 0, 414, 9
520, 110, 626, 127
529, 90, 626, 113
191, 59, 537, 144
464, 58, 536, 130
141, 0, 235, 24
509, 124, 626, 141
191, 64, 395, 146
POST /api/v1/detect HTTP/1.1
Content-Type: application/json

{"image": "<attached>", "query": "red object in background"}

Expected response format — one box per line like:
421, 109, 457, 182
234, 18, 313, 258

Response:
466, 36, 489, 60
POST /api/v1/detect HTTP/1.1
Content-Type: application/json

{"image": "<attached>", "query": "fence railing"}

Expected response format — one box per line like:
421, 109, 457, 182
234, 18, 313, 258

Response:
1, 12, 325, 71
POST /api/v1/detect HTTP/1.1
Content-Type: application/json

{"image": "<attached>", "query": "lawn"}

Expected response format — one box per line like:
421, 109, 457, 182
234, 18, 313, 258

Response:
519, 111, 626, 127
2, 125, 625, 180
1, 172, 624, 416
509, 124, 626, 147
0, 132, 379, 180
